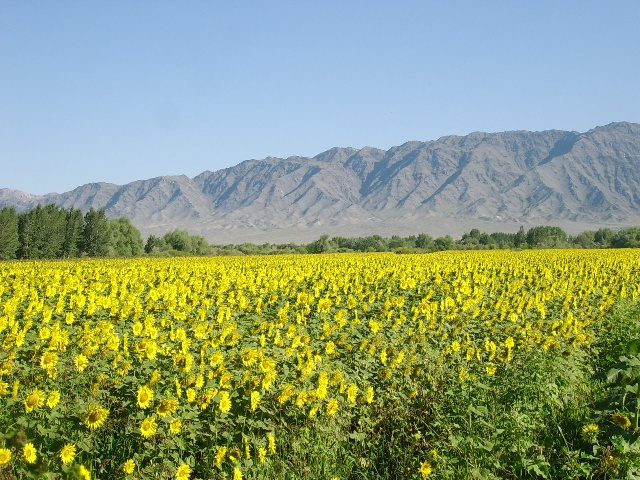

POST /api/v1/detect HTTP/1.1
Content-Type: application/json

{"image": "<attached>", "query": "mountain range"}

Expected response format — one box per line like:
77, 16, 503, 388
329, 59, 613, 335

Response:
2, 121, 640, 243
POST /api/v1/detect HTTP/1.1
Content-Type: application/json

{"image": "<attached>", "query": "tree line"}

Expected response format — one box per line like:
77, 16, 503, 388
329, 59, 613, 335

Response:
215, 225, 640, 255
0, 205, 142, 260
1, 204, 639, 260
0, 205, 211, 260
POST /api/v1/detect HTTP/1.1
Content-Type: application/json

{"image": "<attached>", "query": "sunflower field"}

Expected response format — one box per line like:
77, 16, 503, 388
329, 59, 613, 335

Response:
1, 249, 640, 479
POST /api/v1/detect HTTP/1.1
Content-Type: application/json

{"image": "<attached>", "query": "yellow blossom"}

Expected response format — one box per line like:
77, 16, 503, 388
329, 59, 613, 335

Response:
326, 398, 339, 416
140, 416, 158, 438
137, 385, 154, 409
170, 418, 182, 434
24, 388, 45, 412
419, 460, 433, 477
23, 443, 37, 464
60, 444, 76, 465
175, 463, 192, 480
46, 390, 61, 408
0, 448, 11, 465
123, 459, 136, 474
268, 432, 276, 454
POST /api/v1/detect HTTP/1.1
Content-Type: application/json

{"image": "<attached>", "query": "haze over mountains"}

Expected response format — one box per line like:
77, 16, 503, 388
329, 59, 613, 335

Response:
2, 122, 640, 244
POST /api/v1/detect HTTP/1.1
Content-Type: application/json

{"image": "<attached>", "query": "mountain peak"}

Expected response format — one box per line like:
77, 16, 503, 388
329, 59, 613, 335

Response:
2, 122, 639, 243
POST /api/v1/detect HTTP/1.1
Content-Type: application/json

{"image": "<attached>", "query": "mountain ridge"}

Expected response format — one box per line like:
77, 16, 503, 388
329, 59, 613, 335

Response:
2, 122, 640, 243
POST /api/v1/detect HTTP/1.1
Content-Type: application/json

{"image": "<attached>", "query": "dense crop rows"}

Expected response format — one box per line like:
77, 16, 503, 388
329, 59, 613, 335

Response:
1, 250, 639, 479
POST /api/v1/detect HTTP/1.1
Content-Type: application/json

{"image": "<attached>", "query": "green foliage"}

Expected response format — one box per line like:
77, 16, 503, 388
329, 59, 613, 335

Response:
526, 226, 568, 248
62, 208, 84, 258
161, 229, 210, 255
108, 217, 144, 257
82, 208, 111, 257
18, 204, 67, 259
307, 234, 334, 254
144, 234, 162, 254
0, 207, 19, 260
611, 228, 640, 248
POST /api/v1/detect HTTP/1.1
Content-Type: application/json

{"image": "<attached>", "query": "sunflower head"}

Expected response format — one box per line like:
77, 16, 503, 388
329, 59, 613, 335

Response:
60, 444, 76, 465
23, 443, 37, 464
0, 448, 11, 466
137, 385, 154, 409
139, 416, 157, 438
612, 413, 632, 430
156, 398, 179, 417
581, 423, 600, 443
83, 403, 109, 430
176, 463, 192, 480
24, 388, 45, 412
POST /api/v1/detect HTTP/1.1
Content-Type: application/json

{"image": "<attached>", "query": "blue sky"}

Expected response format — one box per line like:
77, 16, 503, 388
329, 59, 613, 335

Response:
1, 1, 639, 195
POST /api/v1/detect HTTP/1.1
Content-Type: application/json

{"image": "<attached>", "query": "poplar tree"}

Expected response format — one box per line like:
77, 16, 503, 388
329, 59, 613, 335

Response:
0, 206, 19, 260
83, 208, 110, 257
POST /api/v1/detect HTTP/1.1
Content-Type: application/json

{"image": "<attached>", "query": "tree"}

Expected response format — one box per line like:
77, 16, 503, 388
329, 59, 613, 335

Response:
163, 229, 192, 252
526, 226, 568, 248
490, 232, 516, 248
573, 230, 596, 248
144, 235, 163, 254
307, 234, 333, 254
611, 228, 640, 248
0, 206, 19, 260
83, 208, 110, 257
415, 233, 434, 250
478, 233, 496, 246
460, 229, 480, 246
190, 235, 209, 255
62, 208, 85, 258
514, 226, 527, 248
108, 217, 144, 257
18, 204, 66, 259
594, 228, 616, 247
433, 235, 455, 251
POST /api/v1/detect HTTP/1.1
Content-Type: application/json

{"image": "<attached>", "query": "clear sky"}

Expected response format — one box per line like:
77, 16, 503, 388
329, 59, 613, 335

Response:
1, 1, 639, 195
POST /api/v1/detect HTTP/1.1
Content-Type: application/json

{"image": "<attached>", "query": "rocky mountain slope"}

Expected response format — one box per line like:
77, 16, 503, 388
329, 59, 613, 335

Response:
2, 122, 639, 243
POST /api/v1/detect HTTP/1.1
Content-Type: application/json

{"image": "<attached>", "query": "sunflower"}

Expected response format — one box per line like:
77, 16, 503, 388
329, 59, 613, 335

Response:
24, 388, 45, 412
215, 446, 226, 466
257, 446, 267, 465
219, 391, 231, 413
46, 390, 61, 408
60, 444, 76, 465
137, 385, 154, 409
419, 460, 432, 477
267, 432, 276, 454
122, 458, 135, 474
326, 398, 339, 416
156, 399, 179, 417
581, 423, 600, 443
250, 391, 260, 411
364, 386, 374, 404
23, 443, 37, 464
169, 418, 182, 434
233, 467, 243, 480
346, 384, 358, 403
74, 354, 89, 372
149, 369, 161, 386
78, 464, 91, 480
186, 388, 196, 403
140, 416, 157, 438
83, 403, 109, 430
0, 448, 11, 465
611, 413, 632, 430
40, 351, 58, 370
175, 463, 192, 480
